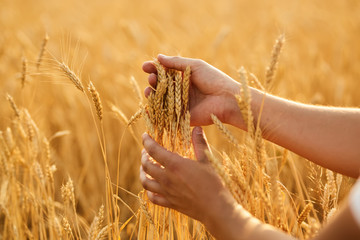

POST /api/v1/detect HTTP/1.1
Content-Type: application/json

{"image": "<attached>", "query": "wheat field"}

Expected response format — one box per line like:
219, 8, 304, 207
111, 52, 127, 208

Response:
0, 0, 359, 239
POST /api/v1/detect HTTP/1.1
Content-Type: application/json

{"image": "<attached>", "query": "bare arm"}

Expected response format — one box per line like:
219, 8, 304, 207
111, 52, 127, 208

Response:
313, 201, 360, 240
205, 194, 360, 240
227, 88, 360, 177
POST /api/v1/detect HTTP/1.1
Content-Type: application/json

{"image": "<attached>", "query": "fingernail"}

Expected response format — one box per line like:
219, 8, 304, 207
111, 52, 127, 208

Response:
194, 126, 203, 135
158, 54, 165, 59
142, 133, 149, 141
147, 191, 154, 199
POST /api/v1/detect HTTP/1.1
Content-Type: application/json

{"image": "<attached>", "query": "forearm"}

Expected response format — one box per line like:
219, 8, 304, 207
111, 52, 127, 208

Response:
205, 195, 360, 240
203, 175, 360, 240
228, 87, 360, 177
312, 202, 360, 240
204, 204, 293, 240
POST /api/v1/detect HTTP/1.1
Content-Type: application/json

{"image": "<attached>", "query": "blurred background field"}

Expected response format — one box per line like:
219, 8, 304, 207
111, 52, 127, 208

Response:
0, 0, 359, 238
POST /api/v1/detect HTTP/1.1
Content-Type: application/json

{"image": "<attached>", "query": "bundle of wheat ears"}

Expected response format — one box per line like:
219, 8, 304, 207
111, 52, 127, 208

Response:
138, 61, 209, 239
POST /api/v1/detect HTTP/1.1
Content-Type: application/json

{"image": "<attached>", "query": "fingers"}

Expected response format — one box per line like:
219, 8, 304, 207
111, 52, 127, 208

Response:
147, 191, 172, 208
144, 73, 157, 98
141, 150, 165, 180
140, 166, 163, 194
157, 54, 197, 71
144, 87, 152, 98
192, 127, 210, 163
142, 133, 178, 168
142, 61, 158, 98
143, 54, 197, 98
142, 61, 157, 74
148, 73, 157, 88
144, 55, 198, 72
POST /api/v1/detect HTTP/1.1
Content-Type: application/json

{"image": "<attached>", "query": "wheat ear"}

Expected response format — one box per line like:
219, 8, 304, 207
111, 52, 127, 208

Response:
297, 203, 313, 225
88, 81, 103, 121
210, 114, 239, 147
6, 94, 20, 117
36, 33, 49, 70
59, 62, 85, 92
182, 66, 191, 113
265, 34, 285, 90
128, 107, 143, 126
21, 56, 27, 88
238, 67, 255, 137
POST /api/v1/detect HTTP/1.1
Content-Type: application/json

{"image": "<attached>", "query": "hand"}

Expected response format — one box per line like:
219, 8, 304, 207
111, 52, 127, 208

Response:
139, 126, 237, 224
142, 54, 242, 126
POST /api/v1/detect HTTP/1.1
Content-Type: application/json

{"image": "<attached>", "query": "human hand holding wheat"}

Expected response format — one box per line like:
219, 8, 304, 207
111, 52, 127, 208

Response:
140, 127, 236, 222
142, 54, 243, 126
140, 126, 249, 239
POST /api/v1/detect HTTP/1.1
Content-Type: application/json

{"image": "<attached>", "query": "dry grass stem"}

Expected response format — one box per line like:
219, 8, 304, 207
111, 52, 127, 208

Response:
130, 76, 143, 104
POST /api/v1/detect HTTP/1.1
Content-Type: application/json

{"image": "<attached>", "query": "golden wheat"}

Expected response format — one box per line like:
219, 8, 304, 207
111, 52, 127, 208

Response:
59, 62, 85, 92
36, 33, 49, 70
0, 2, 357, 239
88, 81, 103, 121
265, 34, 285, 91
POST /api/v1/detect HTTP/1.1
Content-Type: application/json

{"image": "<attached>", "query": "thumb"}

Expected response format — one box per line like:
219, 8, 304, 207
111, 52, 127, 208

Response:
192, 127, 210, 163
157, 54, 195, 72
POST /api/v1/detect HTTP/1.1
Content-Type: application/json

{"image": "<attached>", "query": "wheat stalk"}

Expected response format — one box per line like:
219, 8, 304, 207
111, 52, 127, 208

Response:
129, 76, 143, 104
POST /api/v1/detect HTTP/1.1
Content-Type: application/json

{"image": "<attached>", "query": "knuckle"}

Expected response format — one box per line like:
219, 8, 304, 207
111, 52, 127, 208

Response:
160, 176, 172, 189
150, 196, 158, 205
195, 59, 205, 66
141, 178, 149, 190
142, 160, 149, 173
164, 187, 177, 198
166, 198, 176, 210
147, 192, 159, 205
140, 172, 147, 184
145, 141, 156, 156
167, 159, 181, 173
172, 56, 180, 61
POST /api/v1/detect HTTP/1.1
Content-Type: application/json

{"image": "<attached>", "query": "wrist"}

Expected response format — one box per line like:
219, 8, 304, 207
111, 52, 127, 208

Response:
221, 81, 242, 126
202, 192, 244, 239
224, 86, 263, 130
